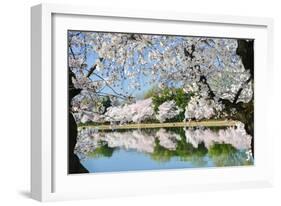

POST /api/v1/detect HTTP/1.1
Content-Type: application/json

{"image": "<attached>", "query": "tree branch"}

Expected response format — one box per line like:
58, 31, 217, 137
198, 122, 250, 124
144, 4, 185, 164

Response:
92, 73, 129, 100
86, 58, 104, 78
232, 76, 252, 104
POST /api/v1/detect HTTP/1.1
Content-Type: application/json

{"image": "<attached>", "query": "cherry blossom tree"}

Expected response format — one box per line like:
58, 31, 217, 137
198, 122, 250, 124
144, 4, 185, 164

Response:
69, 32, 253, 113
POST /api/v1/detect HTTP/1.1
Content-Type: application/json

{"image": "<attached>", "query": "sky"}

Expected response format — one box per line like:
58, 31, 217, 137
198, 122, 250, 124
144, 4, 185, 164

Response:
85, 44, 159, 100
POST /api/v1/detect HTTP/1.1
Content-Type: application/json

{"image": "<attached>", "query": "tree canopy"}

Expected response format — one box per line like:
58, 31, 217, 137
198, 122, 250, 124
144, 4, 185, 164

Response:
68, 31, 253, 127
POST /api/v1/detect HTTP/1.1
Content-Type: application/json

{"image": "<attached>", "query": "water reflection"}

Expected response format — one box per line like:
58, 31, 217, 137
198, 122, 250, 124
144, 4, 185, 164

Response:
74, 125, 253, 173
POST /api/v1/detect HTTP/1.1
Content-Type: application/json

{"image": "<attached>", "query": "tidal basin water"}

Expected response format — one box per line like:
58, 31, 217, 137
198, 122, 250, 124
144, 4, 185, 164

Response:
74, 126, 254, 173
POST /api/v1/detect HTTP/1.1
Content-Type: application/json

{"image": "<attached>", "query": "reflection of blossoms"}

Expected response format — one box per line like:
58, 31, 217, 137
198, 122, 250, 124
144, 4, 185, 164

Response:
75, 128, 183, 155
75, 128, 156, 155
74, 127, 101, 157
75, 122, 252, 158
101, 130, 156, 153
156, 128, 181, 150
156, 100, 182, 123
184, 122, 252, 150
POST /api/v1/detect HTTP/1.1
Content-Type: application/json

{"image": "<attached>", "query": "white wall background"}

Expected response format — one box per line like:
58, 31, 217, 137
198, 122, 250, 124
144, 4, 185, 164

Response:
0, 0, 280, 205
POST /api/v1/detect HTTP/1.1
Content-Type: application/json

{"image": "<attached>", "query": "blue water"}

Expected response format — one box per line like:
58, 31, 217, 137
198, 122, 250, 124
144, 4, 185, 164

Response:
76, 127, 253, 173
81, 149, 214, 173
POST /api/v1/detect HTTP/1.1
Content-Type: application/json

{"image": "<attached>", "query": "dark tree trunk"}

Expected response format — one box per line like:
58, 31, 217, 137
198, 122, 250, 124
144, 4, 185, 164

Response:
68, 71, 89, 174
236, 40, 254, 79
236, 39, 254, 156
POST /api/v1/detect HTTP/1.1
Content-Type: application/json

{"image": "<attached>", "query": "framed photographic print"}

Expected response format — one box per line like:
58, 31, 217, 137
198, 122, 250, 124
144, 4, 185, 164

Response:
31, 3, 274, 201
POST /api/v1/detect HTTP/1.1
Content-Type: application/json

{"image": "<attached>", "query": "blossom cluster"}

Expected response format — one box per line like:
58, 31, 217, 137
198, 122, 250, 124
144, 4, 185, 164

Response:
104, 98, 155, 123
75, 94, 226, 124
184, 95, 223, 120
156, 100, 182, 123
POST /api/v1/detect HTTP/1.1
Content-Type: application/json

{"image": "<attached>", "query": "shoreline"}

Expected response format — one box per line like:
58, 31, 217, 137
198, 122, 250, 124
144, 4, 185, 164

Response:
78, 119, 239, 130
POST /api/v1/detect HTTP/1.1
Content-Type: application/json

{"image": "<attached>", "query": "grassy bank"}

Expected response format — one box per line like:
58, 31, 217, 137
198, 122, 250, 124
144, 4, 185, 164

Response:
78, 119, 239, 130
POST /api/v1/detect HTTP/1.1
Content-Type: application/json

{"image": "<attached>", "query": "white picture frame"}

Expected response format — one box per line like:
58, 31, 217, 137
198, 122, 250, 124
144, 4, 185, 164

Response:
31, 3, 274, 202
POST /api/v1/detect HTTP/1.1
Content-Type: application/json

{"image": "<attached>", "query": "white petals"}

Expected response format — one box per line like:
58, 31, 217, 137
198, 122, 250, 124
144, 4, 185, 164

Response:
184, 124, 252, 150
104, 98, 155, 123
156, 100, 182, 123
185, 96, 222, 120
